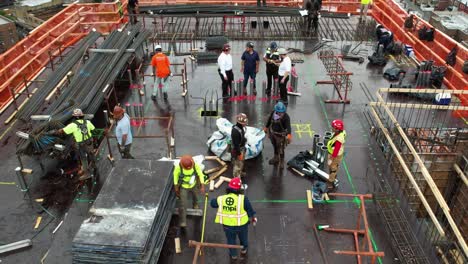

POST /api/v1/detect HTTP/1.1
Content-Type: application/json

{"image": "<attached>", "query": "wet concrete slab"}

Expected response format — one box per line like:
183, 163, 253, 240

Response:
0, 19, 404, 263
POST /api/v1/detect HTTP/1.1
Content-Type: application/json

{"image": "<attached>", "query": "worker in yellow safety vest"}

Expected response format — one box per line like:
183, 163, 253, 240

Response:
327, 119, 346, 190
173, 155, 207, 227
359, 0, 373, 22
57, 108, 96, 181
211, 177, 257, 261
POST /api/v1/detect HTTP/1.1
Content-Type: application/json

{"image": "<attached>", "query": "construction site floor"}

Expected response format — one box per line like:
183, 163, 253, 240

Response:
0, 20, 403, 263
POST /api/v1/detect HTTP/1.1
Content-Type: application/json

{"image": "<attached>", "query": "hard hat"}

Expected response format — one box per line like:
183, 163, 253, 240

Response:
331, 119, 344, 130
113, 105, 124, 118
180, 155, 194, 170
237, 113, 248, 125
270, 41, 278, 50
246, 42, 254, 48
278, 48, 287, 55
155, 44, 162, 51
72, 108, 84, 117
274, 101, 286, 113
223, 43, 231, 51
228, 177, 242, 190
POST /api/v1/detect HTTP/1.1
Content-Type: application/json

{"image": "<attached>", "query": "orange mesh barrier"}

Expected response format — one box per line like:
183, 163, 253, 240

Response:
372, 0, 468, 116
138, 0, 301, 6
0, 1, 127, 113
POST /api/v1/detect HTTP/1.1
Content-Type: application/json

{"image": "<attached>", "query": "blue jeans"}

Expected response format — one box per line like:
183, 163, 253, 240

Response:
223, 224, 249, 257
243, 72, 256, 90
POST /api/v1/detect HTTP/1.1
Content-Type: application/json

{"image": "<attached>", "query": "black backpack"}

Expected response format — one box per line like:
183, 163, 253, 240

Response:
446, 47, 457, 66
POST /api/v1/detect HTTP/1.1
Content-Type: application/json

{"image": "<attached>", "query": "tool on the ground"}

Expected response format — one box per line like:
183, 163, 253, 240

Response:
0, 239, 32, 254
191, 88, 222, 117
306, 190, 313, 209
34, 216, 43, 229
341, 44, 364, 63
189, 240, 242, 264
317, 224, 330, 230
52, 220, 64, 234
199, 192, 209, 256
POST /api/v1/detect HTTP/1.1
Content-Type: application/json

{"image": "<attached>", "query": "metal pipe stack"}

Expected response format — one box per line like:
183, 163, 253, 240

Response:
312, 134, 320, 157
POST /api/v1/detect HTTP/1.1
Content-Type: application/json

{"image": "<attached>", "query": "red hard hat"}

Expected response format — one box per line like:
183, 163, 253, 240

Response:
228, 177, 242, 190
180, 155, 194, 170
331, 119, 344, 130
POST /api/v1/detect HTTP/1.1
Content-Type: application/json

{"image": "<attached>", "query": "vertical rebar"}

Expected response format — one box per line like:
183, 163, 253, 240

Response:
231, 80, 235, 97
139, 103, 144, 123
315, 142, 324, 162
262, 80, 266, 97
274, 78, 279, 96
320, 146, 328, 166
249, 79, 253, 95
125, 103, 132, 118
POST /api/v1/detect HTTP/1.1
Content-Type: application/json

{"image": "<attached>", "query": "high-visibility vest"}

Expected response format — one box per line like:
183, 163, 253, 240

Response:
174, 163, 201, 189
215, 193, 249, 226
327, 130, 346, 156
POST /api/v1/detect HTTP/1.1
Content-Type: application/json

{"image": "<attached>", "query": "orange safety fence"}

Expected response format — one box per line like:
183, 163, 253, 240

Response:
0, 1, 127, 114
372, 0, 468, 116
138, 0, 362, 14
138, 0, 301, 7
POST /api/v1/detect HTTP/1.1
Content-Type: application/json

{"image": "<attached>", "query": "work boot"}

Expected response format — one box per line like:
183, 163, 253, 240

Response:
163, 92, 168, 101
151, 94, 157, 100
193, 204, 200, 210
180, 222, 187, 228
253, 88, 257, 96
241, 249, 248, 255
240, 171, 246, 177
268, 156, 279, 165
279, 160, 284, 169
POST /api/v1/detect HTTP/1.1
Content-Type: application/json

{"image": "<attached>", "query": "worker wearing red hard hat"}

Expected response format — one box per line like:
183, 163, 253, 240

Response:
231, 113, 248, 177
211, 177, 257, 261
327, 119, 347, 189
173, 155, 207, 227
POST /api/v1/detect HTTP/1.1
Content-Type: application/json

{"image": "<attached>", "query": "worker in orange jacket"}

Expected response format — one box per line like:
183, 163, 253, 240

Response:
151, 45, 171, 101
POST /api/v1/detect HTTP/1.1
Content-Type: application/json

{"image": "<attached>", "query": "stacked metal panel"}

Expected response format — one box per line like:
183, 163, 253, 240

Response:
72, 160, 176, 263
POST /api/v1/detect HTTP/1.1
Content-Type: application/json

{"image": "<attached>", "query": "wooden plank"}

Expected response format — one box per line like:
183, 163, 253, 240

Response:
204, 166, 223, 175
34, 216, 42, 229
214, 177, 226, 189
454, 164, 468, 186
306, 190, 313, 209
290, 167, 305, 177
21, 168, 33, 174
175, 237, 182, 253
324, 193, 330, 201
209, 180, 215, 192
208, 166, 227, 182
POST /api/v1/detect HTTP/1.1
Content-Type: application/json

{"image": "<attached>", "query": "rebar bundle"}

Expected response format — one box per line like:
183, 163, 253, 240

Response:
17, 24, 149, 155
205, 36, 228, 50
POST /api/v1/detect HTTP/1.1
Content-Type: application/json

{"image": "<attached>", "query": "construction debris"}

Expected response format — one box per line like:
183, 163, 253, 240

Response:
0, 239, 32, 254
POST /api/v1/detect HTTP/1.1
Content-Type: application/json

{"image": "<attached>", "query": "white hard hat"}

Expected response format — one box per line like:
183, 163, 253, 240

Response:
155, 45, 162, 51
278, 48, 287, 55
72, 108, 84, 117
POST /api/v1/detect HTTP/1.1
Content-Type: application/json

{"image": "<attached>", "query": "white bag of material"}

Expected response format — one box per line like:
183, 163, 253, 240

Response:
206, 118, 266, 161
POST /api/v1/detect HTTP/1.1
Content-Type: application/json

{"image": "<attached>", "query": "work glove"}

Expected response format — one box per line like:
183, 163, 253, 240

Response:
280, 78, 285, 84
174, 185, 180, 198
327, 159, 332, 166
200, 185, 206, 194
119, 146, 125, 153
263, 127, 268, 133
251, 217, 258, 226
238, 153, 244, 161
287, 134, 292, 144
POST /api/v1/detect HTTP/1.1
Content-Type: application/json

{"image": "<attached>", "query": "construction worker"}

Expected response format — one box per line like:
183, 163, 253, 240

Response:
375, 24, 394, 52
127, 0, 139, 24
262, 41, 280, 97
173, 155, 206, 227
211, 177, 257, 261
264, 101, 292, 168
359, 0, 372, 22
57, 109, 95, 180
218, 43, 234, 98
277, 48, 291, 105
231, 113, 248, 177
151, 45, 171, 101
240, 42, 259, 96
113, 105, 134, 159
327, 119, 346, 190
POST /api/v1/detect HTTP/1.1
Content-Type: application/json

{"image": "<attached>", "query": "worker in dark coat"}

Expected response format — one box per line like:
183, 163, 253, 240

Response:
231, 113, 248, 177
264, 102, 292, 169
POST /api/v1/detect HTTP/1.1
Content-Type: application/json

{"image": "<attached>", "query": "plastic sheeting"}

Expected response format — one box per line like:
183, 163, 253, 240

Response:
207, 118, 266, 161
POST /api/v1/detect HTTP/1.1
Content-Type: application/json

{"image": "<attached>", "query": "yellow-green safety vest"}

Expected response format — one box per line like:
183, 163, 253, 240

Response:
173, 163, 204, 189
327, 130, 346, 156
215, 193, 249, 226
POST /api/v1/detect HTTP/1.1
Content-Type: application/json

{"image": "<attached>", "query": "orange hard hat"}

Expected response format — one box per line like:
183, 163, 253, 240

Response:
113, 105, 125, 118
180, 155, 194, 170
228, 177, 242, 190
